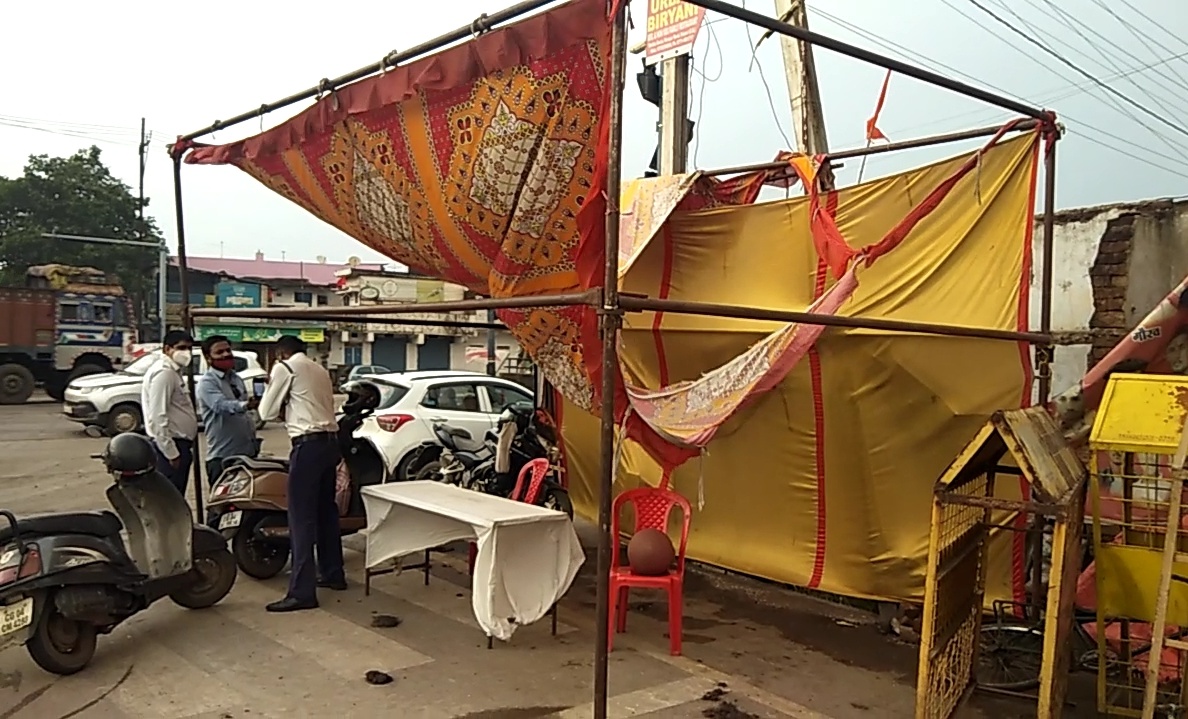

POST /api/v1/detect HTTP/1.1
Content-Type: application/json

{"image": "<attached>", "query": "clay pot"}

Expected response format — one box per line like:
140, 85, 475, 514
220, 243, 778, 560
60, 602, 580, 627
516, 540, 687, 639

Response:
627, 528, 675, 576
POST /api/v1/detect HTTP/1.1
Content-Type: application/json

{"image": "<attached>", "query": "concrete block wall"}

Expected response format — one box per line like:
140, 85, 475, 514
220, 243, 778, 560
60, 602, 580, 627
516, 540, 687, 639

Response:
1032, 198, 1188, 396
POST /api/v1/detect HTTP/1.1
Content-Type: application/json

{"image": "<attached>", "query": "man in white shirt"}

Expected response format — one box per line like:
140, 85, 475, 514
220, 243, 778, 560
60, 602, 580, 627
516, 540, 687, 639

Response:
257, 334, 345, 612
141, 330, 199, 496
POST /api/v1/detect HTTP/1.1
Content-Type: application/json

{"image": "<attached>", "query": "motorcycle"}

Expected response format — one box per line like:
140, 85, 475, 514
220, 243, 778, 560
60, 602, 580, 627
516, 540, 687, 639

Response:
0, 433, 237, 675
207, 380, 385, 580
412, 401, 572, 516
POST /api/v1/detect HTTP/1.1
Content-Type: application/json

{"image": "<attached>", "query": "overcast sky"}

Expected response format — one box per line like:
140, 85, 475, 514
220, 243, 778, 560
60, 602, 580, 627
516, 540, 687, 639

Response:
2, 0, 1185, 266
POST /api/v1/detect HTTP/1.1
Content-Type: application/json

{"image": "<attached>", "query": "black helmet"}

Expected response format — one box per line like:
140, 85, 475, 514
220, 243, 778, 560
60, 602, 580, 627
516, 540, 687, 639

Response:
103, 433, 157, 477
341, 380, 381, 414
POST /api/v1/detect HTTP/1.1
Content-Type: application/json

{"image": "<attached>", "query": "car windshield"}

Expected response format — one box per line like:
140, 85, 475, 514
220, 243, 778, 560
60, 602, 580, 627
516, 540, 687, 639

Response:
368, 379, 410, 410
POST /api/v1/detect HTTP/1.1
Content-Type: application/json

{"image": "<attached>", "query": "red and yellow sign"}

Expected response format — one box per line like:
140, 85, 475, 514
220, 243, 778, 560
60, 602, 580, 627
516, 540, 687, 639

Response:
645, 0, 706, 65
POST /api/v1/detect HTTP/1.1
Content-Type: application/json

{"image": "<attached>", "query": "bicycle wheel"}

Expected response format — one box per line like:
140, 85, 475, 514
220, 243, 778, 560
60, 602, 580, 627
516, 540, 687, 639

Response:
977, 623, 1045, 691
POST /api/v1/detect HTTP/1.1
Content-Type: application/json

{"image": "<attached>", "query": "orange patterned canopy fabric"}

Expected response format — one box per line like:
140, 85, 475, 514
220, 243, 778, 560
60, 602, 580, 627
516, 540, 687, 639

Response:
179, 0, 776, 471
178, 0, 1036, 478
184, 0, 614, 415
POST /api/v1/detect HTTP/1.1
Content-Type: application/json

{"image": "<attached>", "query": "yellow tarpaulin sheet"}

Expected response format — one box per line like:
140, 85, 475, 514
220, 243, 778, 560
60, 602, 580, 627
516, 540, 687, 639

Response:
560, 133, 1040, 601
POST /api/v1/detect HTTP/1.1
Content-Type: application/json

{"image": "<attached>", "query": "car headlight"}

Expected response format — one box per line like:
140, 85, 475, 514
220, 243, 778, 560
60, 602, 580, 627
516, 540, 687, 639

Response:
69, 385, 94, 394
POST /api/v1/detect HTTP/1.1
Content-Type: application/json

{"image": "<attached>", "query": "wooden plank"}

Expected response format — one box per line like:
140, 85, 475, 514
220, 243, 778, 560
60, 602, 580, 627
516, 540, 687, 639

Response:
1139, 413, 1188, 718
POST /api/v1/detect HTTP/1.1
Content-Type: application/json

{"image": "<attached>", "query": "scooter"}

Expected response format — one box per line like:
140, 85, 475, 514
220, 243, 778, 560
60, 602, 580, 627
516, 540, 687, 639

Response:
415, 402, 573, 515
0, 433, 237, 676
207, 380, 384, 580
408, 423, 495, 485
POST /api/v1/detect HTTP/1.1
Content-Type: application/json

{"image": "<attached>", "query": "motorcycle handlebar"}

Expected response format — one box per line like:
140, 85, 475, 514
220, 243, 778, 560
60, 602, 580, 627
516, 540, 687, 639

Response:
89, 453, 104, 460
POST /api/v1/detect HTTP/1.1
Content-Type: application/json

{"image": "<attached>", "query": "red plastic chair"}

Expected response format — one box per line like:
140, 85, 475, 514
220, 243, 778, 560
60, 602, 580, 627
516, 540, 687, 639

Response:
468, 459, 552, 575
511, 458, 551, 504
607, 487, 692, 656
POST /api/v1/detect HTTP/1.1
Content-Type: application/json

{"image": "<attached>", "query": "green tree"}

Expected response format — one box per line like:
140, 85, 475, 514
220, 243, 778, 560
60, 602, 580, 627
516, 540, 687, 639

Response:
0, 146, 160, 326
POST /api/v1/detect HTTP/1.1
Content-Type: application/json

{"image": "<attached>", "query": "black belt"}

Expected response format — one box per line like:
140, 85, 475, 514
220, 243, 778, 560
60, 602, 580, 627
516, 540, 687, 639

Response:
291, 431, 336, 447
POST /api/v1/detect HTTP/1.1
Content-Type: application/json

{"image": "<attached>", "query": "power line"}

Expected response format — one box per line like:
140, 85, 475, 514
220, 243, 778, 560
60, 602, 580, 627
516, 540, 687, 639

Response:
947, 0, 1188, 163
963, 0, 1188, 142
814, 3, 1188, 136
1115, 0, 1188, 57
1017, 0, 1188, 162
0, 119, 139, 147
1085, 0, 1188, 93
892, 50, 1188, 137
0, 114, 141, 135
805, 4, 1188, 183
739, 0, 793, 150
1026, 0, 1188, 110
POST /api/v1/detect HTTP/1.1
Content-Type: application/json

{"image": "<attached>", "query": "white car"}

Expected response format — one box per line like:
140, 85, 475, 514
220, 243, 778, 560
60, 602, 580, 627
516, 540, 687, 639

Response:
62, 350, 268, 436
350, 370, 535, 482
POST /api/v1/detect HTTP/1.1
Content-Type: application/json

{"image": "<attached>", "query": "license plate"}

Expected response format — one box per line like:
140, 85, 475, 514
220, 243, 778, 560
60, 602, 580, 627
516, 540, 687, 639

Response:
0, 598, 33, 637
218, 511, 243, 530
62, 403, 72, 414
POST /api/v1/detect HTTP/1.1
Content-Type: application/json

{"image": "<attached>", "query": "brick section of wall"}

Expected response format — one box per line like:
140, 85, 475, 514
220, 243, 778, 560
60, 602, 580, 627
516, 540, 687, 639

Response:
1087, 213, 1137, 366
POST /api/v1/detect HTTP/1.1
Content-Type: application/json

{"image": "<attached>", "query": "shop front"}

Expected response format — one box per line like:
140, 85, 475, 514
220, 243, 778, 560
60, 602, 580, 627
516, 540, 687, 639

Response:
194, 324, 327, 367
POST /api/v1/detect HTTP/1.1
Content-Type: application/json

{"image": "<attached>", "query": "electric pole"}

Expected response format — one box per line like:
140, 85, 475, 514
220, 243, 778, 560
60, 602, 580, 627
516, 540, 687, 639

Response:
486, 308, 497, 376
773, 0, 829, 157
659, 56, 691, 174
137, 118, 167, 340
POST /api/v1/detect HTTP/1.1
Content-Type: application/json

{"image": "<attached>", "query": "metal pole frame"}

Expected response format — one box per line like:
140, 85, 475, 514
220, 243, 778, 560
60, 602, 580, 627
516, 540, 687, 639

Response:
593, 5, 627, 716
680, 0, 1047, 121
166, 2, 1065, 716
171, 156, 205, 522
188, 291, 599, 318
1029, 130, 1059, 615
193, 313, 509, 331
702, 119, 1041, 178
619, 295, 1051, 345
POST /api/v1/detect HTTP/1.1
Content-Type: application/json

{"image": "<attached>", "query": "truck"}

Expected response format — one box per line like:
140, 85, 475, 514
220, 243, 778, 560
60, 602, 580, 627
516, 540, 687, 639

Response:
0, 265, 137, 404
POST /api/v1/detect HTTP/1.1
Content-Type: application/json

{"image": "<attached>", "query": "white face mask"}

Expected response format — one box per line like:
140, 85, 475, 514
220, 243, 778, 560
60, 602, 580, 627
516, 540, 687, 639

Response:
170, 349, 192, 367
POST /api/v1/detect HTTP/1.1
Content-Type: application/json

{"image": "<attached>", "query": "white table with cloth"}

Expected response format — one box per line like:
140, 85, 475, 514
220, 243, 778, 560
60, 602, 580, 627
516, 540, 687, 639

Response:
360, 481, 585, 642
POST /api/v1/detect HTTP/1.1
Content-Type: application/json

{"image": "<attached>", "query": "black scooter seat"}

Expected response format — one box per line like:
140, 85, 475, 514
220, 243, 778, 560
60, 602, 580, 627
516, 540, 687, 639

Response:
0, 511, 122, 545
455, 449, 492, 469
450, 436, 487, 454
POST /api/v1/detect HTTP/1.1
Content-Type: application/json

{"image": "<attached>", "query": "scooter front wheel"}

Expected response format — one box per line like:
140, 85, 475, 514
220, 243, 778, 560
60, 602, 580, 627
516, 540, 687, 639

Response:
170, 548, 238, 610
26, 595, 97, 675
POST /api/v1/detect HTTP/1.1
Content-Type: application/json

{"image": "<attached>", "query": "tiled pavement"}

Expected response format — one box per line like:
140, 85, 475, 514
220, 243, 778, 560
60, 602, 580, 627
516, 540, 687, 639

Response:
0, 540, 830, 719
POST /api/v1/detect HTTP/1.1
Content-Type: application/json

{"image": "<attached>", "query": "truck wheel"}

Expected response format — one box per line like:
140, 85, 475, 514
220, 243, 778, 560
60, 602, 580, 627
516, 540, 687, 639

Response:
43, 381, 66, 402
68, 364, 107, 383
0, 364, 35, 405
106, 403, 143, 436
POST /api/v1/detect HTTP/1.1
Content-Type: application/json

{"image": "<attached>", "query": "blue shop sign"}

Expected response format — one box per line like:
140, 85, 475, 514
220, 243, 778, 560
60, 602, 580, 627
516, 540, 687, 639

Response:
216, 281, 263, 309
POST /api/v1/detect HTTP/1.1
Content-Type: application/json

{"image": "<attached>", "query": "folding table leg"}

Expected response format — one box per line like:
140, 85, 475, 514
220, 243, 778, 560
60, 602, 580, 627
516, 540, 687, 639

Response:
364, 568, 371, 597
550, 604, 558, 636
423, 549, 431, 586
487, 635, 493, 650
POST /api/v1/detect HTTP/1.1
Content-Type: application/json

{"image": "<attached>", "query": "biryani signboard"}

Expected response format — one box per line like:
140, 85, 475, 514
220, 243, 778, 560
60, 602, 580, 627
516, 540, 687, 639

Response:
644, 0, 706, 65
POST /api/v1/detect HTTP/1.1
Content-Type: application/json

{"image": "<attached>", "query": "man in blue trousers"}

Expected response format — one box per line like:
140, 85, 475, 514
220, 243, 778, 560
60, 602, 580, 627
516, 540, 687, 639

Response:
257, 335, 346, 612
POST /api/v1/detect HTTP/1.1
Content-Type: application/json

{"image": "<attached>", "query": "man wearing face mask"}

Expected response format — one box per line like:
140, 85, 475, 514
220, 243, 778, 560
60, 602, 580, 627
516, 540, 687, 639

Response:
196, 335, 260, 525
142, 329, 199, 496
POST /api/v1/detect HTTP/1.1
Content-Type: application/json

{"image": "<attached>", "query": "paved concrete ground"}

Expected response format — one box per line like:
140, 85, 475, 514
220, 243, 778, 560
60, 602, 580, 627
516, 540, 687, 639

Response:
0, 398, 1059, 718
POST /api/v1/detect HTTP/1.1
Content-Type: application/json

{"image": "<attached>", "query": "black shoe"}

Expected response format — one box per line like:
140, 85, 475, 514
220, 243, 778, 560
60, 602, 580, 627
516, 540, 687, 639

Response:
266, 597, 318, 613
317, 578, 348, 591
